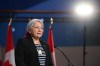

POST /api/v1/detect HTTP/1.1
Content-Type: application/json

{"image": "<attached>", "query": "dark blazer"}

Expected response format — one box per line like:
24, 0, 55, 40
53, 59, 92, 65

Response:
15, 35, 53, 66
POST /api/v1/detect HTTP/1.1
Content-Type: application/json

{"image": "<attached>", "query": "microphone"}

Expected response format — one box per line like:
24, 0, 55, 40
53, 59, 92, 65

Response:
54, 46, 74, 66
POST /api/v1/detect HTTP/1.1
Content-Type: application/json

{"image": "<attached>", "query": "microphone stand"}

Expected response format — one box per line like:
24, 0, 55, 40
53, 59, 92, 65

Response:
55, 46, 74, 66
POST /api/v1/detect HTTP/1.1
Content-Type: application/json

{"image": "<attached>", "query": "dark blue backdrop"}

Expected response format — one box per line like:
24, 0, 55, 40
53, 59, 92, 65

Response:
0, 0, 99, 47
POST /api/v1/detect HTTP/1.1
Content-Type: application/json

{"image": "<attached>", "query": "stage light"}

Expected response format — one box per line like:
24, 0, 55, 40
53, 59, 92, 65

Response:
74, 2, 95, 18
74, 2, 95, 66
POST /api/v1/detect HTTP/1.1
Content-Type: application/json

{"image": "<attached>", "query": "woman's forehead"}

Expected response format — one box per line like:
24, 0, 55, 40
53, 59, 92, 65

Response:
33, 21, 43, 26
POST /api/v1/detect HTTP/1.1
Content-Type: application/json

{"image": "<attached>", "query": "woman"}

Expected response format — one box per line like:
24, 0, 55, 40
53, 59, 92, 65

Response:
15, 19, 53, 66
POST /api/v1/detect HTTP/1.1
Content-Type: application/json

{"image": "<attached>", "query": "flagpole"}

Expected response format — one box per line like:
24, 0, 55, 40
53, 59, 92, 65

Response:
50, 17, 53, 28
9, 18, 12, 26
50, 17, 57, 66
29, 18, 31, 21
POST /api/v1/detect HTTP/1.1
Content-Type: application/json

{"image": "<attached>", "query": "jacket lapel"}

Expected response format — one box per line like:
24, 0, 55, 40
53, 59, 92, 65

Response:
26, 35, 39, 62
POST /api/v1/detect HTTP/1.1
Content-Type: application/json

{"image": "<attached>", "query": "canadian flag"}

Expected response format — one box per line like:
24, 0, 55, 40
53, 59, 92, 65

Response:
48, 18, 56, 66
0, 45, 2, 66
4, 19, 16, 66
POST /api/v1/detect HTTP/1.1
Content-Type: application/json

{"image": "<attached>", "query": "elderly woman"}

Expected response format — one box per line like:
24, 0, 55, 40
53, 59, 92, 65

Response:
15, 19, 53, 66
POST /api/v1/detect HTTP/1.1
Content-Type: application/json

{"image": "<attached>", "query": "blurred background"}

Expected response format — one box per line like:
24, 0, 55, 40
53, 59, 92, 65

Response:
0, 0, 100, 66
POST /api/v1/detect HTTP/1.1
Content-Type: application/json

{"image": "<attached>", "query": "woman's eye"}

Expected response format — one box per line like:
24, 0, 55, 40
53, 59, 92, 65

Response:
41, 27, 43, 29
35, 27, 38, 28
34, 27, 43, 29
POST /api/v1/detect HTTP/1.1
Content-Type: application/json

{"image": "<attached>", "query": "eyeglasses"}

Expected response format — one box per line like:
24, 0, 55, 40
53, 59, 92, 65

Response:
33, 26, 44, 30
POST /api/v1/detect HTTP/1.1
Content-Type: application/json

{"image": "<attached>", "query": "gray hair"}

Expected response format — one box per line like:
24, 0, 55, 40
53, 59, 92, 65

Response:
26, 19, 44, 31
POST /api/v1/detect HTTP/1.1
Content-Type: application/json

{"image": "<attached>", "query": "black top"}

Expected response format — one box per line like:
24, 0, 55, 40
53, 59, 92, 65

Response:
15, 35, 53, 66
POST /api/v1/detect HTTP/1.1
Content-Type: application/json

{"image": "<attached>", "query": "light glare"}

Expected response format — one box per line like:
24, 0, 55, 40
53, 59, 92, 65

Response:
75, 3, 94, 17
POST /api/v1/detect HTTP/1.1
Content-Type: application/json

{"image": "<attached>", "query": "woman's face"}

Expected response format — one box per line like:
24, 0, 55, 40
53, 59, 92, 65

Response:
29, 21, 44, 39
